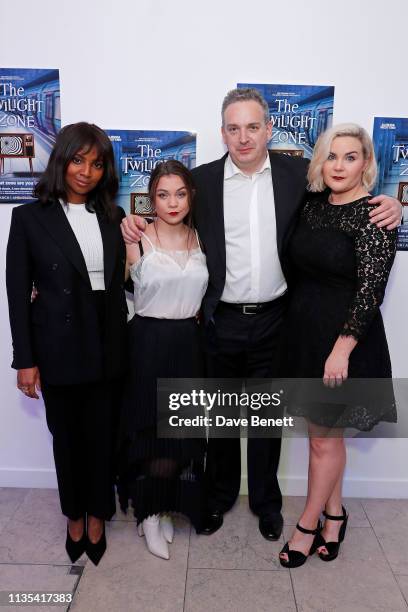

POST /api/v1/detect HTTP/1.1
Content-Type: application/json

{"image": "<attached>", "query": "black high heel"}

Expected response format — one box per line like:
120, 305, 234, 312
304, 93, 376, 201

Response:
86, 521, 106, 566
65, 524, 86, 564
318, 505, 348, 562
279, 521, 323, 568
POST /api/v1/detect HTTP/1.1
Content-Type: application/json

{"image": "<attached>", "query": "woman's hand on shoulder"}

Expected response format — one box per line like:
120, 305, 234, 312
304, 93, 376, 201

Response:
17, 367, 41, 399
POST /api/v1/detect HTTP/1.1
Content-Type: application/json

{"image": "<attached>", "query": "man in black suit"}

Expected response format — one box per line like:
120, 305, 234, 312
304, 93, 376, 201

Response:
122, 88, 401, 540
191, 89, 308, 540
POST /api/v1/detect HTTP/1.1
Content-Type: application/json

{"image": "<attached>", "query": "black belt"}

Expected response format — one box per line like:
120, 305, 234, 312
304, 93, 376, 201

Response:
218, 299, 284, 315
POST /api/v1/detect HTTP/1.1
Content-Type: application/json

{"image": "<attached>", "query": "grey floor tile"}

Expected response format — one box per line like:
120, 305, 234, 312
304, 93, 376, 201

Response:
0, 487, 29, 519
0, 489, 70, 565
189, 497, 284, 571
0, 563, 77, 612
362, 499, 408, 574
71, 518, 190, 612
184, 568, 296, 612
2, 489, 406, 612
395, 575, 408, 606
288, 526, 408, 611
282, 495, 370, 528
0, 518, 9, 536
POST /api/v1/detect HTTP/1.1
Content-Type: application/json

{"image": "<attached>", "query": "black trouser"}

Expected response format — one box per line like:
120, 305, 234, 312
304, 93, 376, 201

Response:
205, 296, 287, 518
42, 379, 121, 521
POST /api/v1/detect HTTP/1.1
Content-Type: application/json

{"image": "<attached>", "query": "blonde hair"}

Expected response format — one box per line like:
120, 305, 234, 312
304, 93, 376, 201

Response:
307, 123, 377, 192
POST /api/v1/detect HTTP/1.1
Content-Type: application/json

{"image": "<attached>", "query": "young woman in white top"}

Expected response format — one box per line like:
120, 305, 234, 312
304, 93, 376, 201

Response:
118, 160, 208, 560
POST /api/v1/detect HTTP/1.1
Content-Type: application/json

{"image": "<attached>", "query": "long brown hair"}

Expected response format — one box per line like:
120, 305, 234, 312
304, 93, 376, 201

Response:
149, 160, 195, 223
148, 160, 196, 248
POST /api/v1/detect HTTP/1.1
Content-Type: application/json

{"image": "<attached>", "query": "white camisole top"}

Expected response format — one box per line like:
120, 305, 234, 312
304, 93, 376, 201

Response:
130, 231, 209, 319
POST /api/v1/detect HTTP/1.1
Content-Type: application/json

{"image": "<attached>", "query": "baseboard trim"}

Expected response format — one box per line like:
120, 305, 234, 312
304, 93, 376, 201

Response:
1, 469, 407, 499
239, 475, 408, 499
0, 468, 58, 488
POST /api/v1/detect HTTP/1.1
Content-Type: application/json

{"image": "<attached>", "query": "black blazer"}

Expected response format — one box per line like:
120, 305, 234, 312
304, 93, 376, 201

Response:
191, 151, 309, 323
6, 200, 128, 386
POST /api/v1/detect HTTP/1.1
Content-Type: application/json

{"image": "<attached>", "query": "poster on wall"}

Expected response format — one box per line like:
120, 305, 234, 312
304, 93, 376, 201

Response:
373, 117, 408, 251
105, 129, 196, 215
237, 83, 335, 159
0, 68, 61, 204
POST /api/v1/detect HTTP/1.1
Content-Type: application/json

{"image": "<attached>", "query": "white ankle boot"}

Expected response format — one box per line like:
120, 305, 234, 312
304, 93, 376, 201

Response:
137, 515, 169, 560
160, 515, 174, 543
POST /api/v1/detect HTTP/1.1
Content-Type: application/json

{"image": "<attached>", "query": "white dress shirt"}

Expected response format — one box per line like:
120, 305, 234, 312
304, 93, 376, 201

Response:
221, 154, 287, 303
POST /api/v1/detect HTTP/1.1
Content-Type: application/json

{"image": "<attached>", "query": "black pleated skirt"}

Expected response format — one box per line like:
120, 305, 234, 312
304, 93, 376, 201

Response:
117, 314, 206, 529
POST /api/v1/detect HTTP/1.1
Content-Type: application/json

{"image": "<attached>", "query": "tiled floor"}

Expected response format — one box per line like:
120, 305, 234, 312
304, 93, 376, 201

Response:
0, 489, 407, 612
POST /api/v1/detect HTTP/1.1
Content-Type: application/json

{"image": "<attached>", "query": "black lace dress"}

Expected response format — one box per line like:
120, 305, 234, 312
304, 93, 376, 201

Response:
282, 194, 397, 430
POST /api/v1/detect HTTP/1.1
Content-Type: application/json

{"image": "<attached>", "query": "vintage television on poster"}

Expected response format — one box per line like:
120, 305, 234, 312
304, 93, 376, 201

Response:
373, 117, 408, 251
105, 129, 197, 216
0, 68, 60, 203
237, 82, 335, 159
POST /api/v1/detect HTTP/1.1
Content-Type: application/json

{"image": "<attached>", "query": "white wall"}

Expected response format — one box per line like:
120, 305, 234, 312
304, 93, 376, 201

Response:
1, 0, 407, 496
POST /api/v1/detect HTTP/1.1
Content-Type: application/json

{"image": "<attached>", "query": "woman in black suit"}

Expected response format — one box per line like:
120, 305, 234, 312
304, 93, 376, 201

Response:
6, 122, 127, 565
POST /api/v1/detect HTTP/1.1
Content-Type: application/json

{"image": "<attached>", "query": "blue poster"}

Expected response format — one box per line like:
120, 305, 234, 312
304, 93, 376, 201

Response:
237, 83, 334, 159
373, 117, 408, 251
0, 68, 61, 203
105, 129, 196, 215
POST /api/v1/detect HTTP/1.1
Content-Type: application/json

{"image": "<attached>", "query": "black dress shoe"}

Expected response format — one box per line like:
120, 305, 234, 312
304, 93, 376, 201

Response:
65, 526, 86, 563
197, 510, 223, 535
86, 523, 106, 566
259, 513, 283, 541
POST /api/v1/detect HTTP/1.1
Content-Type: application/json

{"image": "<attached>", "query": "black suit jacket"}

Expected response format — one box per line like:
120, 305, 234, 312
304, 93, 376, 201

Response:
191, 151, 309, 324
6, 200, 128, 386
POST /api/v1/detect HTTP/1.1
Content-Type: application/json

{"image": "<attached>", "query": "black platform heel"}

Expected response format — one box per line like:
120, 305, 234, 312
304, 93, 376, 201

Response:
318, 505, 348, 562
279, 520, 323, 568
65, 524, 86, 564
86, 522, 106, 566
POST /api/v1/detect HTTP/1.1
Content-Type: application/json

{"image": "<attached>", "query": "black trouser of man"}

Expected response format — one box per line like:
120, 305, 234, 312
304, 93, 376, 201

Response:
42, 379, 122, 521
205, 294, 287, 518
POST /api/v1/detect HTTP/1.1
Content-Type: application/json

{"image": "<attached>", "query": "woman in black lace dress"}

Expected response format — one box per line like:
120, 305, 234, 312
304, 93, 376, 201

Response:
279, 124, 397, 568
